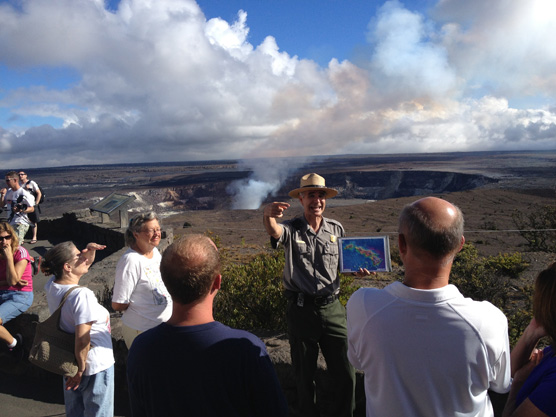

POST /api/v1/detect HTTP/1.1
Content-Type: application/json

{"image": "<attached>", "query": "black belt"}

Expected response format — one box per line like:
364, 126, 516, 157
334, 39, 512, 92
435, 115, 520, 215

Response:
285, 290, 338, 307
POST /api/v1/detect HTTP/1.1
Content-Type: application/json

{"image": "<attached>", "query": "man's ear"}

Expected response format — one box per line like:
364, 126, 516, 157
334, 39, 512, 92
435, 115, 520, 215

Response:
211, 274, 222, 292
458, 236, 465, 252
398, 233, 407, 255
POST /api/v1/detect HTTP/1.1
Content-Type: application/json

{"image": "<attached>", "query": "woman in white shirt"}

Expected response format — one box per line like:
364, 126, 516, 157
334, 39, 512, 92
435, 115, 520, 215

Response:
111, 212, 172, 349
42, 241, 114, 417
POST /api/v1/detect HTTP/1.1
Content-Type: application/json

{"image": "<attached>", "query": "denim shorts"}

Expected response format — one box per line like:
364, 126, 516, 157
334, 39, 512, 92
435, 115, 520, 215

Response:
0, 290, 34, 324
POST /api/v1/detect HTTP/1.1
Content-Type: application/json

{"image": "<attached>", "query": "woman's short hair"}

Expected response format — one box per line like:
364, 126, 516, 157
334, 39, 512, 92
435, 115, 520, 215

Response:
533, 262, 556, 347
125, 212, 159, 246
0, 221, 19, 252
41, 241, 77, 279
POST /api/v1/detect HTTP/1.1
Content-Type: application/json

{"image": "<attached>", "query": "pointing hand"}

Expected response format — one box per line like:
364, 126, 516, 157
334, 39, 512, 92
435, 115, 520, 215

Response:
264, 202, 290, 218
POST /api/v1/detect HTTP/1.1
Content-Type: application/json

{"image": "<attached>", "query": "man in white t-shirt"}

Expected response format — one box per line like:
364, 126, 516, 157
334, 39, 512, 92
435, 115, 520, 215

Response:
18, 171, 42, 244
0, 171, 35, 243
347, 197, 511, 417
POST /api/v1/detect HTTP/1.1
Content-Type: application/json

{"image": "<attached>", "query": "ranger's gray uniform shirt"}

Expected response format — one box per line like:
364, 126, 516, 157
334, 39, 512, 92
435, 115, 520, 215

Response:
274, 216, 344, 296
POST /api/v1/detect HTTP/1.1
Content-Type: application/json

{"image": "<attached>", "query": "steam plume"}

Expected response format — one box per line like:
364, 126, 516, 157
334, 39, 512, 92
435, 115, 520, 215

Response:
228, 157, 308, 209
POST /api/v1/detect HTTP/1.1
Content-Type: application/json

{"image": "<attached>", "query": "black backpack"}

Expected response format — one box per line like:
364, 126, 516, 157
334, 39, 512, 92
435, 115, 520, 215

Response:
25, 181, 45, 204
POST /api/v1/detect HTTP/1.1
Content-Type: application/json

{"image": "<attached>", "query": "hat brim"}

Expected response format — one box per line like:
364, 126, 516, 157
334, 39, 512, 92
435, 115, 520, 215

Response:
288, 186, 338, 199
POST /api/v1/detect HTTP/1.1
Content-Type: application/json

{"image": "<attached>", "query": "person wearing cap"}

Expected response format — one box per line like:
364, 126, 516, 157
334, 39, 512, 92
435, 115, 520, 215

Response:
263, 173, 363, 417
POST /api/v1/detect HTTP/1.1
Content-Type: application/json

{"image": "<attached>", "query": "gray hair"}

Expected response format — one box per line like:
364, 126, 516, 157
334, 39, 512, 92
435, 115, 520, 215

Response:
399, 202, 464, 259
125, 212, 160, 246
41, 241, 77, 279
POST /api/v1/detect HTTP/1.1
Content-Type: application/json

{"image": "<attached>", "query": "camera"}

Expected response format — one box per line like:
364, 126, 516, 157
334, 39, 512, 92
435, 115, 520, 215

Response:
15, 203, 28, 212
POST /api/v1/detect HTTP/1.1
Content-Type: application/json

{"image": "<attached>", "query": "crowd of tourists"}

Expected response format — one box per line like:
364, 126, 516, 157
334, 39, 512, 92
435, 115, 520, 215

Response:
0, 171, 554, 417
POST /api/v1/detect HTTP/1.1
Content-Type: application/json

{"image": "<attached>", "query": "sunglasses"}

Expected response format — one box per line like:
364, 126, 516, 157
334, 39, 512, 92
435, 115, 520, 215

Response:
0, 235, 12, 241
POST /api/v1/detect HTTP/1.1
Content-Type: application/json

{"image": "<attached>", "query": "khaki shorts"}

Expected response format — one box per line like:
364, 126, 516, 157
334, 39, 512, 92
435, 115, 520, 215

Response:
121, 323, 143, 350
12, 223, 30, 242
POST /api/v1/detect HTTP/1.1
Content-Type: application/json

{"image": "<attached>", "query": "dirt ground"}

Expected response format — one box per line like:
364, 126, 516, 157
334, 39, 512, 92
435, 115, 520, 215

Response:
160, 186, 555, 280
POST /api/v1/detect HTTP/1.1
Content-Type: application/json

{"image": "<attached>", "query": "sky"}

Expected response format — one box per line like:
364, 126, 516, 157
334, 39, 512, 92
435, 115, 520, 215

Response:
1, 0, 556, 175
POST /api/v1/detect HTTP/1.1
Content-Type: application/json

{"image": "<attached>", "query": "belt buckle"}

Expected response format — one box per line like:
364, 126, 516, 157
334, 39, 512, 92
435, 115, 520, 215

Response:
314, 295, 326, 306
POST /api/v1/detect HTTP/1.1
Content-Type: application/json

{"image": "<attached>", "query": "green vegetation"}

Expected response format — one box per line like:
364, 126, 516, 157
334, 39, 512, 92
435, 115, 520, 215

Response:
215, 250, 287, 331
512, 204, 556, 252
212, 238, 534, 346
451, 244, 529, 305
195, 230, 539, 347
451, 244, 531, 346
214, 249, 360, 332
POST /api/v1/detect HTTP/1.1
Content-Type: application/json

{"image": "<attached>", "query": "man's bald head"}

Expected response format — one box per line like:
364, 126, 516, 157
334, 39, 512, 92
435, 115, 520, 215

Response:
399, 197, 464, 259
160, 234, 221, 305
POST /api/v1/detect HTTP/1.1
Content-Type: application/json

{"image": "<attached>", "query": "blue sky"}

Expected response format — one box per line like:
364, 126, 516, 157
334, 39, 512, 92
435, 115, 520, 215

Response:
0, 0, 555, 172
198, 0, 382, 66
198, 0, 438, 66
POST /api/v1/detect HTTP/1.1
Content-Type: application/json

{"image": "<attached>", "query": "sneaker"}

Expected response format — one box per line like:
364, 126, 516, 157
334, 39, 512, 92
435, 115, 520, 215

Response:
36, 256, 42, 275
9, 334, 24, 362
30, 256, 42, 276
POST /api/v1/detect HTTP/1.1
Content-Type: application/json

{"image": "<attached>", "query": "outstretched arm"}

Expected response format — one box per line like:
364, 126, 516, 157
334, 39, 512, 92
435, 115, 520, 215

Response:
80, 242, 106, 266
263, 202, 289, 240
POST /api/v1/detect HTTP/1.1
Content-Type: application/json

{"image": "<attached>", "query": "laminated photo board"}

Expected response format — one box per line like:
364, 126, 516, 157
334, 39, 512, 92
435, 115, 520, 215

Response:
338, 236, 392, 273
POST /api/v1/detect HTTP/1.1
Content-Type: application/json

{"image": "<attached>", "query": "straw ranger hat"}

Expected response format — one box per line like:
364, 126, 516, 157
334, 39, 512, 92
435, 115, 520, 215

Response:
288, 173, 338, 199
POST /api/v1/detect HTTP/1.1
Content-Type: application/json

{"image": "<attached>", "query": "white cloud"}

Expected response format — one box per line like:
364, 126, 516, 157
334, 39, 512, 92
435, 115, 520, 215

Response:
432, 0, 556, 97
368, 0, 459, 99
0, 0, 554, 176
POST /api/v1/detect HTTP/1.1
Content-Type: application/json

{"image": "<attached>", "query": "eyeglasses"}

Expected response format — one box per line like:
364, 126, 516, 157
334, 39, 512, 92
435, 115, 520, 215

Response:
18, 173, 26, 176
142, 228, 161, 235
0, 235, 12, 241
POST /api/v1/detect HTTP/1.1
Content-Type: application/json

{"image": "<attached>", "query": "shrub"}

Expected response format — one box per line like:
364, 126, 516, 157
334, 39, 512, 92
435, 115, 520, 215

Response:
451, 244, 529, 308
214, 249, 361, 332
512, 205, 556, 252
483, 252, 529, 279
215, 250, 287, 331
338, 273, 360, 306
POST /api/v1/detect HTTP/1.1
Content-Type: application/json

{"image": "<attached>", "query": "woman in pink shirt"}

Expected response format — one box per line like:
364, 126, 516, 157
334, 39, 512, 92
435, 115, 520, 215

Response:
0, 221, 33, 360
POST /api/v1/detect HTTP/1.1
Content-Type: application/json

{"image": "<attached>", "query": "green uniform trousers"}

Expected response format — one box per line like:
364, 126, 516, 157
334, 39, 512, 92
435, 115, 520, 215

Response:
286, 296, 355, 417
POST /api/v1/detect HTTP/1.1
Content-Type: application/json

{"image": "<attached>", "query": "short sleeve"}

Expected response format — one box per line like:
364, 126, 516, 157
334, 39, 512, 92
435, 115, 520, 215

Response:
112, 253, 141, 303
70, 288, 99, 326
524, 350, 556, 416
